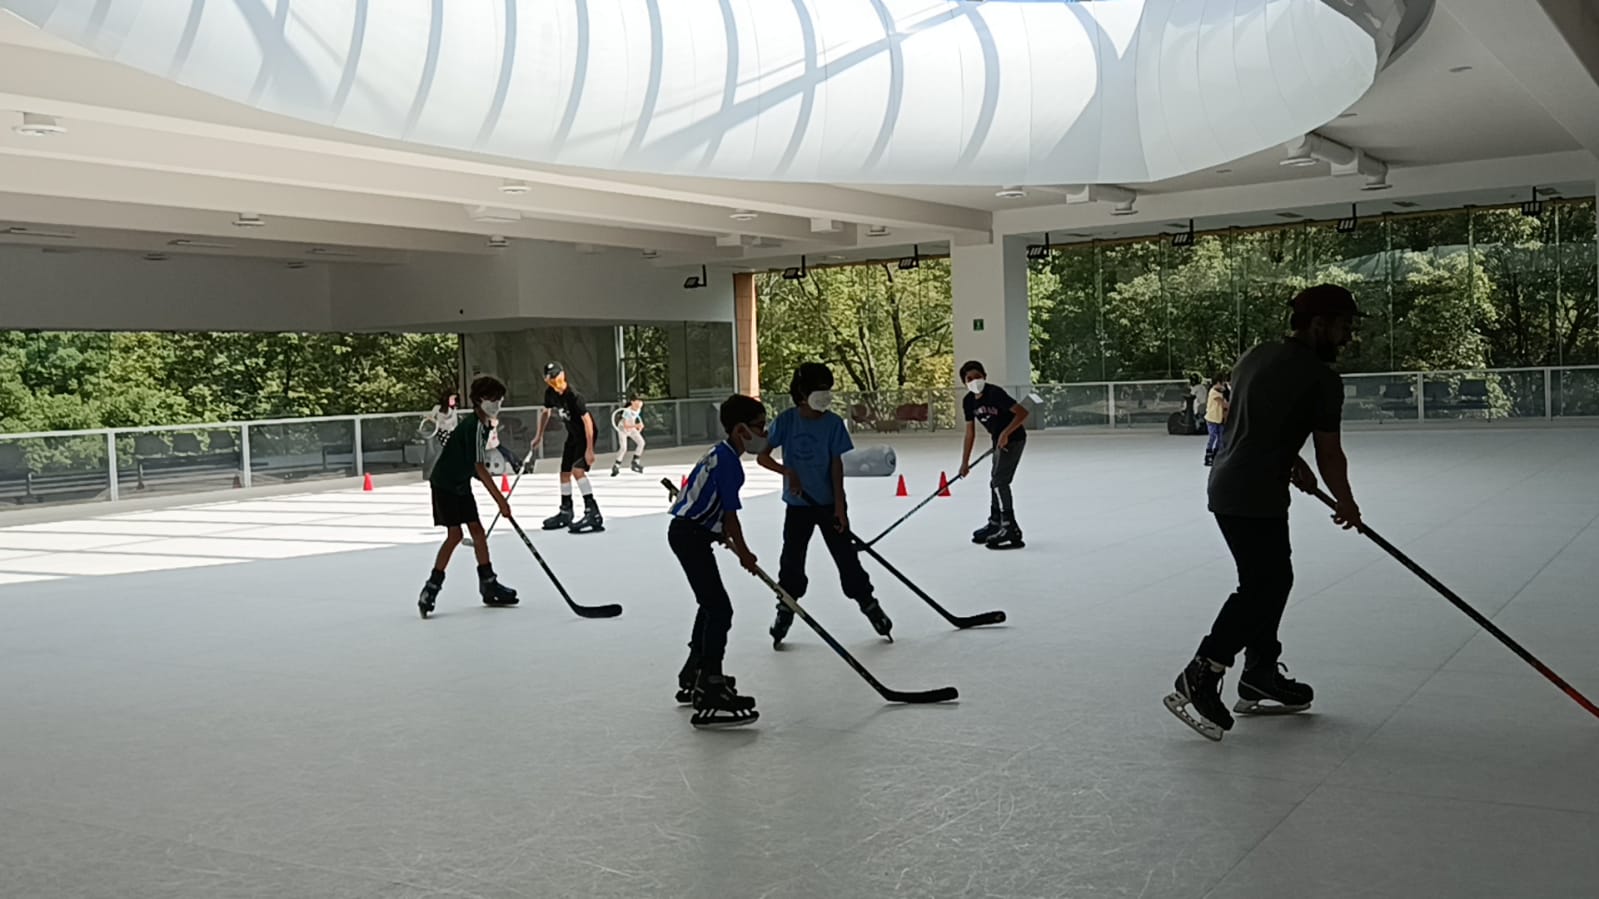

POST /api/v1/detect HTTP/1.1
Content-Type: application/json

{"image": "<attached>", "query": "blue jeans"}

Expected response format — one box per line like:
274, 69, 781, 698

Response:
1205, 423, 1225, 455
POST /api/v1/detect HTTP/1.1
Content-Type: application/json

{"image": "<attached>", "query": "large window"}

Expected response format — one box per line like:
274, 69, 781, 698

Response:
1029, 198, 1599, 381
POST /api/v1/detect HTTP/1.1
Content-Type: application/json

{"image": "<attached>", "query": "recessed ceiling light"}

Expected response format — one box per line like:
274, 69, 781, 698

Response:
1275, 211, 1306, 219
307, 247, 358, 258
729, 209, 759, 222
1360, 173, 1393, 192
995, 186, 1028, 199
1109, 202, 1138, 217
233, 213, 265, 228
169, 238, 235, 249
499, 179, 531, 195
1337, 112, 1358, 119
1280, 155, 1321, 168
142, 253, 169, 262
1392, 200, 1421, 209
866, 225, 891, 238
285, 261, 308, 269
1449, 65, 1473, 73
3, 226, 74, 240
1215, 168, 1233, 174
641, 249, 660, 259
13, 112, 65, 136
487, 235, 509, 249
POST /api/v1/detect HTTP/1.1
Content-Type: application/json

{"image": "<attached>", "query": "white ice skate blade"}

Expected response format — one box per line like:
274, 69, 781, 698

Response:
1163, 692, 1225, 742
1233, 699, 1311, 715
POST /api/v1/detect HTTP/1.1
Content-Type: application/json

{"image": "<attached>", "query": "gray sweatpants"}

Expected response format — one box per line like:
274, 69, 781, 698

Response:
988, 436, 1025, 526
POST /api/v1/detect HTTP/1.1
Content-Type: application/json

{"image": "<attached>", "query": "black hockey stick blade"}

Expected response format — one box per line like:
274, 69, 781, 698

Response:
1308, 487, 1599, 721
853, 536, 1006, 629
863, 447, 995, 548
742, 555, 957, 704
505, 517, 622, 619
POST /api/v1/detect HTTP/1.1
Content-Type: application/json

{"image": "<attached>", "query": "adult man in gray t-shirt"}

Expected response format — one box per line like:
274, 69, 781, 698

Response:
1165, 284, 1365, 741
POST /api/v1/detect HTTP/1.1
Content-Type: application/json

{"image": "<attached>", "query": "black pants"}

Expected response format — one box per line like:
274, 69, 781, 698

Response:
778, 504, 875, 609
988, 435, 1025, 526
1197, 515, 1293, 669
669, 518, 733, 674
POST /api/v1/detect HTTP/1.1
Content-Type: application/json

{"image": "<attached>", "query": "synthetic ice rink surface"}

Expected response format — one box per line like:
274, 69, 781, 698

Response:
2, 429, 1598, 899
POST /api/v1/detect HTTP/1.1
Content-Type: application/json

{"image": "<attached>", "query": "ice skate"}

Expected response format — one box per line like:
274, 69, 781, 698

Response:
676, 658, 735, 704
1235, 662, 1314, 715
630, 458, 645, 474
769, 606, 794, 649
690, 673, 758, 728
542, 500, 573, 531
568, 500, 605, 534
971, 522, 1001, 545
418, 573, 443, 619
1164, 656, 1234, 741
860, 600, 894, 642
479, 573, 519, 607
984, 523, 1025, 551
610, 461, 621, 477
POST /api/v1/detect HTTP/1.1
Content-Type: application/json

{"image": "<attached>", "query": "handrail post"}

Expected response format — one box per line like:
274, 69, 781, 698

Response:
240, 424, 253, 489
674, 400, 683, 448
105, 430, 119, 502
1106, 383, 1116, 429
1545, 368, 1555, 420
352, 416, 364, 478
1415, 373, 1426, 422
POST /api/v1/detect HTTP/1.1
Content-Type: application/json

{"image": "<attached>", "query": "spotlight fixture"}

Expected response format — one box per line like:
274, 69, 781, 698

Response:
1336, 204, 1360, 234
683, 264, 709, 290
897, 245, 921, 271
866, 225, 891, 238
13, 112, 65, 136
1025, 232, 1053, 262
1361, 172, 1393, 192
499, 179, 531, 195
995, 186, 1028, 199
233, 213, 265, 228
1170, 220, 1196, 247
487, 235, 509, 249
781, 255, 809, 281
729, 209, 759, 222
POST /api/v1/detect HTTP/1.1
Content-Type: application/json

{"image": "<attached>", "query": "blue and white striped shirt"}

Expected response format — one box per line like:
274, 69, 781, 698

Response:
671, 442, 744, 533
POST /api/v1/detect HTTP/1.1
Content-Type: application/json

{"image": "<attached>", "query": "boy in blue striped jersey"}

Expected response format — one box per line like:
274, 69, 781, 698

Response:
668, 394, 768, 727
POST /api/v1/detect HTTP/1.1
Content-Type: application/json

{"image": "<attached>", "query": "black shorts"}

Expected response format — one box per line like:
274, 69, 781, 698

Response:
431, 487, 480, 528
560, 438, 591, 473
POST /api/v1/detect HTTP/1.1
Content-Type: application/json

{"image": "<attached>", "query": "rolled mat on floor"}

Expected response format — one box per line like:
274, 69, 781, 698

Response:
842, 445, 897, 477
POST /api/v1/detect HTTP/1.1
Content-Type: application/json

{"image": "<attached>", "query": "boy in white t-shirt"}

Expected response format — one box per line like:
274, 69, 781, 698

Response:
612, 395, 646, 476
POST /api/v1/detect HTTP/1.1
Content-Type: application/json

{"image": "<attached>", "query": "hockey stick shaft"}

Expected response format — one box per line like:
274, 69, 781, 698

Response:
479, 445, 540, 539
741, 556, 956, 704
1310, 488, 1599, 719
795, 488, 1005, 629
504, 516, 622, 619
864, 448, 994, 548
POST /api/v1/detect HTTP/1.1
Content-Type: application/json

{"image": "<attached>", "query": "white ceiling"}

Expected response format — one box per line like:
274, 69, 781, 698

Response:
0, 1, 1595, 272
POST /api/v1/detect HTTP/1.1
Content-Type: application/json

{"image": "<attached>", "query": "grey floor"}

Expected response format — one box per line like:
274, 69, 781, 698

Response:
3, 428, 1599, 898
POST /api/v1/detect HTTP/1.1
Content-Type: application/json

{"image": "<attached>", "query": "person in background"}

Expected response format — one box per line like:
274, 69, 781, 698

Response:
612, 395, 647, 476
418, 389, 459, 479
534, 362, 602, 533
959, 361, 1030, 550
1188, 374, 1209, 432
1204, 371, 1231, 467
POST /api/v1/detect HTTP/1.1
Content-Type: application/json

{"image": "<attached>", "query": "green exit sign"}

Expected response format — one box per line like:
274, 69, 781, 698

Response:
973, 318, 985, 332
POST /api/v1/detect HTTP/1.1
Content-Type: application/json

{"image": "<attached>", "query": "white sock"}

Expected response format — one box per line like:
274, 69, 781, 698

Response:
560, 482, 573, 497
577, 477, 594, 497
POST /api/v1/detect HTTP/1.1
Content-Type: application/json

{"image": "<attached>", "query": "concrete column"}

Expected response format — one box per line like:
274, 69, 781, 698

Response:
951, 236, 1032, 389
734, 272, 760, 397
667, 323, 690, 398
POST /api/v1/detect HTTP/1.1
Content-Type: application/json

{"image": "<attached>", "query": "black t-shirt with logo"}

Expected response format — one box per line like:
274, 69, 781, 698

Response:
963, 385, 1025, 440
1208, 338, 1343, 518
428, 418, 490, 495
544, 386, 590, 443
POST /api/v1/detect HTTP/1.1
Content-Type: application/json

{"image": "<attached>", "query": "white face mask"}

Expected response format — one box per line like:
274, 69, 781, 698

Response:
807, 390, 834, 412
480, 399, 503, 418
966, 378, 987, 395
739, 426, 768, 455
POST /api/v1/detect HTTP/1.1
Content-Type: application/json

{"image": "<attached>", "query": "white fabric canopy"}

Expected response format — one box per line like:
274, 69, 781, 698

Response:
3, 0, 1411, 185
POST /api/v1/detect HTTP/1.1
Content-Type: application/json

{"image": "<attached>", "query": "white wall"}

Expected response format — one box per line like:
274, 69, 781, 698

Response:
0, 245, 334, 331
514, 243, 734, 322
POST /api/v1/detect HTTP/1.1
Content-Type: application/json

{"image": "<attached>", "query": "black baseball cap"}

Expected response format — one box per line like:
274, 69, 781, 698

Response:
1288, 284, 1365, 318
543, 362, 564, 379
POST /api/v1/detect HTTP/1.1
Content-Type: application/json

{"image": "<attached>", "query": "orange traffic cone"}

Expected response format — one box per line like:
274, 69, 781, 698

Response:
895, 474, 908, 497
362, 472, 374, 492
937, 472, 952, 497
500, 473, 511, 494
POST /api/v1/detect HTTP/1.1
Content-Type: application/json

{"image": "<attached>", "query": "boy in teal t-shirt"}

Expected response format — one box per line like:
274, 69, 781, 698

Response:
756, 362, 892, 647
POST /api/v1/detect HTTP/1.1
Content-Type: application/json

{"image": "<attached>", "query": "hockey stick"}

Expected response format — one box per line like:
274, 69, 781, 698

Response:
797, 489, 1006, 629
465, 445, 538, 547
863, 448, 995, 548
662, 479, 956, 701
744, 556, 957, 704
504, 516, 622, 619
1310, 487, 1599, 720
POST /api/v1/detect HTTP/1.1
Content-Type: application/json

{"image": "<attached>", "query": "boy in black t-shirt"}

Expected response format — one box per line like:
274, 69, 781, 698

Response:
417, 376, 518, 618
534, 362, 603, 533
958, 360, 1030, 550
1164, 284, 1364, 742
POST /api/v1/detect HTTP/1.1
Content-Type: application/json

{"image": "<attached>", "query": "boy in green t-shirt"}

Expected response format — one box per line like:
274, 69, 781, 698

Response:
418, 376, 519, 618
